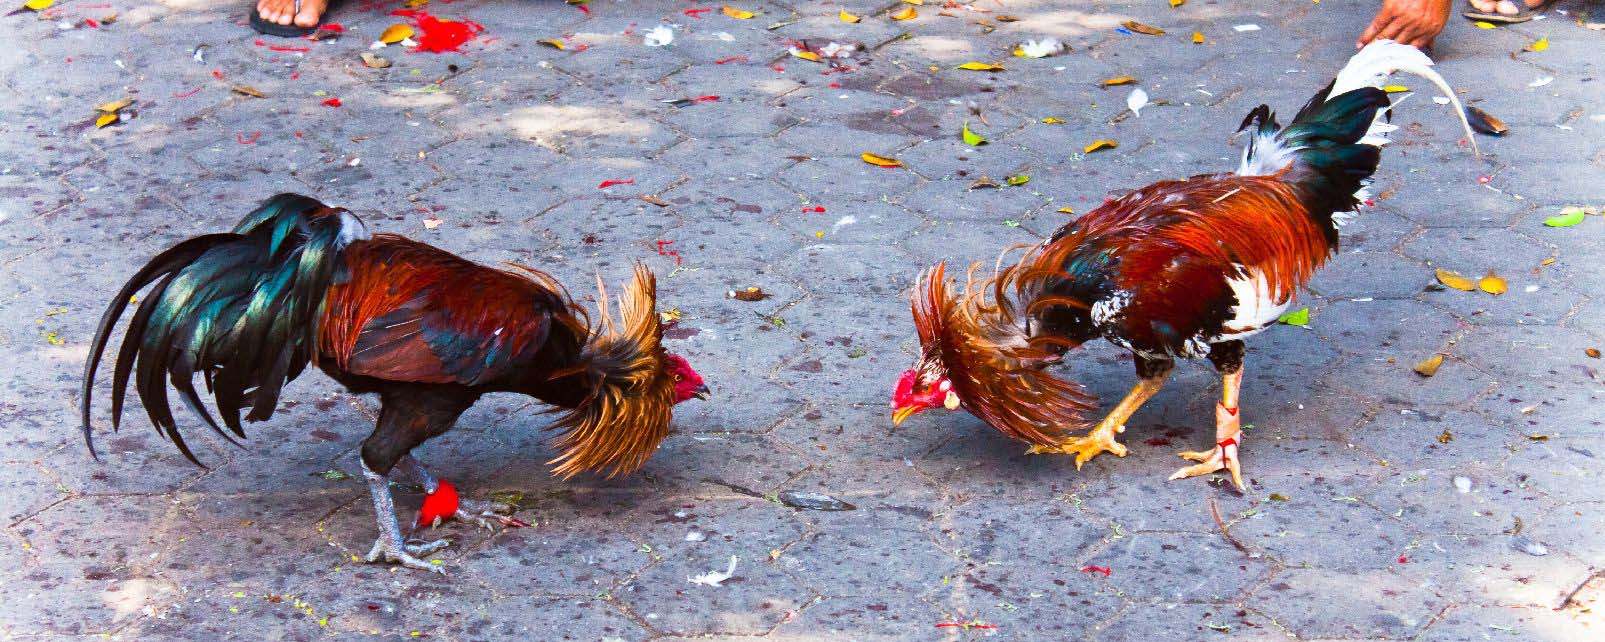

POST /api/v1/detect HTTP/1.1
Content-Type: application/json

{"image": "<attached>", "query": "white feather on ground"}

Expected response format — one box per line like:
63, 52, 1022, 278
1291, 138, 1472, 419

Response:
688, 555, 738, 586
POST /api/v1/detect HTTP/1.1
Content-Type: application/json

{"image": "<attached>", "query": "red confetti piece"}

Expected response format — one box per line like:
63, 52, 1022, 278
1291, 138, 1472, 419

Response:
656, 240, 682, 265
172, 87, 201, 98
804, 206, 825, 213
85, 18, 99, 28
692, 95, 719, 102
573, 3, 589, 13
829, 83, 840, 88
271, 44, 311, 52
598, 179, 635, 189
212, 70, 225, 79
295, 131, 304, 137
771, 65, 784, 72
1364, 199, 1375, 206
1477, 175, 1492, 184
1080, 565, 1112, 577
1398, 556, 1409, 564
322, 98, 342, 107
237, 131, 262, 145
319, 23, 343, 32
715, 56, 748, 65
683, 7, 713, 18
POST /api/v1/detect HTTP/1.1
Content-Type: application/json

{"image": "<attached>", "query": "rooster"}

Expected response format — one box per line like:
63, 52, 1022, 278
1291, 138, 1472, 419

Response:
81, 194, 708, 571
891, 41, 1475, 489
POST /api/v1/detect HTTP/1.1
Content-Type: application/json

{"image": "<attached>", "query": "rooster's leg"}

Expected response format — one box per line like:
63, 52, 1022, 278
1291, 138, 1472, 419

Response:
396, 455, 523, 530
1170, 341, 1246, 490
362, 460, 450, 573
1028, 355, 1173, 468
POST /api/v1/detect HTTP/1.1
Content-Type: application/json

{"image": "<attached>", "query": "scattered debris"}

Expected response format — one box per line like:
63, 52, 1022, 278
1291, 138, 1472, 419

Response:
728, 287, 771, 301
776, 491, 855, 511
1465, 106, 1507, 136
1413, 354, 1445, 377
644, 25, 674, 47
1511, 536, 1548, 557
688, 555, 739, 586
1453, 475, 1472, 493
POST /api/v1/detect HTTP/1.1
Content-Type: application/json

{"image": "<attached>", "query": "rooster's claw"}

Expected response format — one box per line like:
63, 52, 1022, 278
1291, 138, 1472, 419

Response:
365, 537, 450, 573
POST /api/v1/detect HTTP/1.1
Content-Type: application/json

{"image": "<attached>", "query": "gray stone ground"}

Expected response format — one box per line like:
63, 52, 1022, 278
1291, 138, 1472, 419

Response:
1, 0, 1602, 640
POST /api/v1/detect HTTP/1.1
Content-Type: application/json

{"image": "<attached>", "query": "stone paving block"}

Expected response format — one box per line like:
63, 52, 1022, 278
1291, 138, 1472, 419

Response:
1252, 567, 1442, 640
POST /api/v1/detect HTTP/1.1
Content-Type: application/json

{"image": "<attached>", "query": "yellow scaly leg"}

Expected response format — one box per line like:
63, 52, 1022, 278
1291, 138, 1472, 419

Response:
1027, 374, 1168, 469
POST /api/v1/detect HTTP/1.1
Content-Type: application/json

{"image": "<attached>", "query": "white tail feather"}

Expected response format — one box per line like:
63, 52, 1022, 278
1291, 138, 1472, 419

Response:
1332, 39, 1478, 155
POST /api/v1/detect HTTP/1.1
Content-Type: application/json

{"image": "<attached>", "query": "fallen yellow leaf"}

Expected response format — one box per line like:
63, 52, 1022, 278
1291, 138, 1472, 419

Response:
1041, 117, 1064, 124
1382, 85, 1410, 93
22, 0, 52, 10
96, 98, 133, 113
539, 39, 565, 50
1435, 268, 1475, 291
791, 49, 822, 62
1170, 0, 1185, 6
1122, 20, 1165, 35
1528, 36, 1548, 51
1083, 140, 1117, 153
890, 6, 917, 20
1192, 31, 1204, 44
1474, 21, 1497, 29
404, 0, 427, 7
1102, 77, 1136, 86
1412, 354, 1444, 377
1057, 206, 1075, 214
902, 0, 921, 4
861, 152, 903, 168
232, 85, 266, 98
840, 9, 861, 23
94, 112, 119, 128
957, 62, 1004, 71
1478, 272, 1507, 295
721, 6, 754, 19
380, 24, 414, 44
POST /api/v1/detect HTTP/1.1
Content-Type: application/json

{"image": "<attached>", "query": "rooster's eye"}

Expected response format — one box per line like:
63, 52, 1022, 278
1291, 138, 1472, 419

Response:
673, 374, 683, 382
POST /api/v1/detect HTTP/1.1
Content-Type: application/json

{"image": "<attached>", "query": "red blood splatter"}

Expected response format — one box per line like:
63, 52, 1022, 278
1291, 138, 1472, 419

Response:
1398, 556, 1409, 564
270, 44, 310, 52
237, 131, 262, 145
290, 72, 300, 79
322, 98, 342, 107
804, 206, 825, 213
1364, 199, 1375, 206
692, 95, 719, 102
683, 7, 712, 18
173, 87, 201, 98
415, 479, 459, 528
1080, 565, 1112, 577
390, 9, 484, 53
598, 179, 635, 188
829, 83, 840, 88
1144, 436, 1171, 447
212, 70, 225, 79
715, 56, 748, 65
295, 131, 304, 137
771, 65, 784, 72
656, 240, 682, 265
821, 66, 852, 75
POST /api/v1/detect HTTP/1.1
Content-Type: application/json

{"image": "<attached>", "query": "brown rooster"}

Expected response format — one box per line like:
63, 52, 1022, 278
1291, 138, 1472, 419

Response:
892, 41, 1475, 489
81, 194, 708, 571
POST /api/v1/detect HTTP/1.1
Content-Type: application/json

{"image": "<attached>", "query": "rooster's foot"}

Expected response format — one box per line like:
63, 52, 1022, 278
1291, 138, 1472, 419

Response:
1168, 403, 1244, 490
1025, 427, 1129, 469
454, 499, 529, 531
365, 537, 451, 572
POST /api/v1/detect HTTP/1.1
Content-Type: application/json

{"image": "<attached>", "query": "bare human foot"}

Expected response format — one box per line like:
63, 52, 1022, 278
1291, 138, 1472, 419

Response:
1359, 0, 1453, 49
256, 0, 327, 28
1466, 0, 1549, 19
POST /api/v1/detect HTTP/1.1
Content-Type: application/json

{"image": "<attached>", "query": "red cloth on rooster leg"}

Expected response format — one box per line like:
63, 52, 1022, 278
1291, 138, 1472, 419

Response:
389, 9, 484, 53
416, 478, 460, 528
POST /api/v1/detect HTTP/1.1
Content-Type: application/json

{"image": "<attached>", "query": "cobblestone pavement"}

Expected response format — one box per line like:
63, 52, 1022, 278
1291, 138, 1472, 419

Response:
2, 0, 1603, 640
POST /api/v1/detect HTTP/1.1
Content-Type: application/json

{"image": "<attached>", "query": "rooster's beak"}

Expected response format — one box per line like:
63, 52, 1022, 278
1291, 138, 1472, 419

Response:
891, 405, 921, 426
692, 385, 711, 401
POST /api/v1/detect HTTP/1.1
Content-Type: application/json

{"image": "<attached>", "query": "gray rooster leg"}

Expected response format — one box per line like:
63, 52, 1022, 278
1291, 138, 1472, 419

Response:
362, 460, 450, 572
396, 454, 522, 531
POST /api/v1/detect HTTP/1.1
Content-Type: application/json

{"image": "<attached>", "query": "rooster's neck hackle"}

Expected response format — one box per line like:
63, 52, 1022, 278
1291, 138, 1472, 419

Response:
912, 261, 1097, 447
546, 264, 677, 480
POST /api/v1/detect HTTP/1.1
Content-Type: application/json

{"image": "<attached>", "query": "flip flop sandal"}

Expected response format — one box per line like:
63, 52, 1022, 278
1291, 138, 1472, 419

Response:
250, 0, 318, 37
1462, 0, 1558, 24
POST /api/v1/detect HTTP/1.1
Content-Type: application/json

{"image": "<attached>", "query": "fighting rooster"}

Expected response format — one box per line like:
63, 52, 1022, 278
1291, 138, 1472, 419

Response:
81, 194, 708, 571
892, 41, 1475, 489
